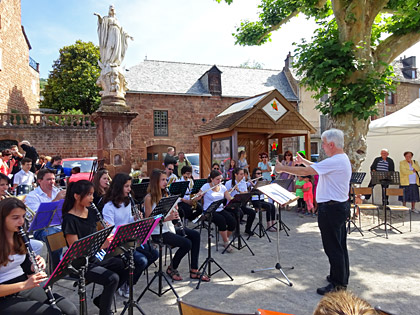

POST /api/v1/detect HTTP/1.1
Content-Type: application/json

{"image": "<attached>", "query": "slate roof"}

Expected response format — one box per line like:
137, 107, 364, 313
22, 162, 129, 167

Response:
125, 60, 299, 100
392, 57, 420, 84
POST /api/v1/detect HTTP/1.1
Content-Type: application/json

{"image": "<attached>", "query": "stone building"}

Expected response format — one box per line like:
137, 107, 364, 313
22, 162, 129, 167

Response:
125, 59, 302, 173
0, 0, 40, 113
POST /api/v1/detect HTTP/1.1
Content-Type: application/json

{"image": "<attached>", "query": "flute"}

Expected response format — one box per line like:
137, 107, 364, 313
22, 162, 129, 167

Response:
18, 227, 58, 308
191, 183, 222, 200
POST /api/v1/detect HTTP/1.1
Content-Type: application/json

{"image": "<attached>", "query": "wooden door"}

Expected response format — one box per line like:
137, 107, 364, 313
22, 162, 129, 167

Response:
146, 145, 175, 176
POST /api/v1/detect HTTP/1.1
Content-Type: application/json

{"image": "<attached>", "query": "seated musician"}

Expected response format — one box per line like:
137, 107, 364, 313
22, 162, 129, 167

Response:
200, 170, 236, 253
224, 167, 256, 237
62, 180, 128, 315
144, 169, 209, 282
102, 173, 158, 298
176, 165, 203, 222
250, 168, 277, 231
12, 158, 36, 194
165, 163, 178, 186
24, 169, 66, 269
0, 198, 77, 315
92, 169, 110, 212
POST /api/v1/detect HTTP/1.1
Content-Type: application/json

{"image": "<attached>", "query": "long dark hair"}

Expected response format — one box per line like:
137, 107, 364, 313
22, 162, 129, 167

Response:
207, 170, 222, 183
0, 198, 26, 266
93, 169, 109, 196
104, 173, 131, 208
231, 167, 243, 186
251, 167, 262, 180
147, 169, 167, 206
62, 180, 94, 215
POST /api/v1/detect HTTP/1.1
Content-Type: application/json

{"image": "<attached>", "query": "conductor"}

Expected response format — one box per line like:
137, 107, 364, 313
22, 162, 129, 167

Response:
275, 129, 351, 295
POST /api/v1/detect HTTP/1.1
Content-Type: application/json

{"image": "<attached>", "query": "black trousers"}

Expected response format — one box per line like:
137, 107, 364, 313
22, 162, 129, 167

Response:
178, 201, 203, 221
252, 200, 276, 221
318, 201, 350, 287
240, 205, 256, 232
297, 198, 306, 209
211, 210, 236, 232
0, 286, 77, 315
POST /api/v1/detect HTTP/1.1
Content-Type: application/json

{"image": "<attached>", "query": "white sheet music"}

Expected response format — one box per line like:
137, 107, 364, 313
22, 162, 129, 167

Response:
257, 183, 298, 206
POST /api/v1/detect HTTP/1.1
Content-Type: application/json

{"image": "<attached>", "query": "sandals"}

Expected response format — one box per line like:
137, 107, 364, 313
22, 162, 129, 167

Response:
190, 270, 210, 282
166, 265, 183, 281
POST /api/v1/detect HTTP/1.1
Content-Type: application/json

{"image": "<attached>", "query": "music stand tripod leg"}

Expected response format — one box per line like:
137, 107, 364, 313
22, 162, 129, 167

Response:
222, 207, 254, 255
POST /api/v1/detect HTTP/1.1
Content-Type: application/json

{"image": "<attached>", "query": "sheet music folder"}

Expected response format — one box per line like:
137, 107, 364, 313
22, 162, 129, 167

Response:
257, 183, 298, 206
29, 200, 64, 232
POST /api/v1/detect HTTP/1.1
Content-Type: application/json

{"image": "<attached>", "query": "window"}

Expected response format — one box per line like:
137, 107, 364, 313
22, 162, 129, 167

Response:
154, 110, 168, 136
386, 92, 395, 105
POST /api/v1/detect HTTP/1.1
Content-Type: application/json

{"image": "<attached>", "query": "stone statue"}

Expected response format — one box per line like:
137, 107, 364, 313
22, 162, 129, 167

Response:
94, 5, 133, 101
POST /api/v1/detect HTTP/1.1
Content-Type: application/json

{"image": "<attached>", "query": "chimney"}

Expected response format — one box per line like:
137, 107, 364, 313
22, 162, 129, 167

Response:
199, 65, 222, 96
401, 56, 417, 79
284, 51, 293, 70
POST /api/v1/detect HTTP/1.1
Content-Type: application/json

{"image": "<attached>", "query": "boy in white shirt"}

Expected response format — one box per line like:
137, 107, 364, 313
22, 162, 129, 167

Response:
12, 158, 35, 193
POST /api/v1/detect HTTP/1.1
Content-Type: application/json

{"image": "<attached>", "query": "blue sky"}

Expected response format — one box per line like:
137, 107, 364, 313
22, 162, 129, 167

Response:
21, 0, 420, 79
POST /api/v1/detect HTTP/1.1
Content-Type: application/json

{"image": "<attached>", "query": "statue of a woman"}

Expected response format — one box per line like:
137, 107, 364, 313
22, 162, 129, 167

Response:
94, 5, 133, 67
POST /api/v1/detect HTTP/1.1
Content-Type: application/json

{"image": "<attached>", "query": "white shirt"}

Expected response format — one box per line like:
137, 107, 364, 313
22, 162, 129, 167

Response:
13, 169, 35, 186
0, 254, 25, 283
103, 201, 134, 233
150, 202, 176, 235
311, 153, 352, 203
25, 186, 60, 212
201, 183, 227, 212
224, 179, 247, 197
177, 176, 194, 200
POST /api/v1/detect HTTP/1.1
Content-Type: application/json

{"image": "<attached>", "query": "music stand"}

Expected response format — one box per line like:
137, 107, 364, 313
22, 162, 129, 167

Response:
196, 199, 233, 289
348, 172, 366, 236
137, 195, 180, 301
191, 179, 207, 194
28, 200, 64, 232
251, 183, 297, 287
368, 171, 401, 238
106, 217, 160, 315
249, 184, 271, 243
131, 183, 149, 203
44, 226, 114, 315
222, 193, 254, 255
271, 179, 294, 236
168, 181, 189, 197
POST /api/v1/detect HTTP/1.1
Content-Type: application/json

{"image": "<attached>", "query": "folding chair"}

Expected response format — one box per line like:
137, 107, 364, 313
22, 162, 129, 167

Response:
352, 187, 380, 227
177, 298, 261, 315
386, 188, 411, 232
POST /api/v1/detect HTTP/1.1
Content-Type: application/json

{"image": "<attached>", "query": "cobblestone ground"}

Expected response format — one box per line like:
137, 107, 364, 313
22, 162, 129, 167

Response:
50, 206, 420, 315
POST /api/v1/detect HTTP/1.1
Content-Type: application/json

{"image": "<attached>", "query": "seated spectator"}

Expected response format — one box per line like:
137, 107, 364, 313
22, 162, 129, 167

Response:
313, 290, 377, 315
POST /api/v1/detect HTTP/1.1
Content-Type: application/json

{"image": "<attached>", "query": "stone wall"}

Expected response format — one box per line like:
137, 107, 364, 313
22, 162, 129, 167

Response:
0, 0, 40, 113
376, 82, 420, 117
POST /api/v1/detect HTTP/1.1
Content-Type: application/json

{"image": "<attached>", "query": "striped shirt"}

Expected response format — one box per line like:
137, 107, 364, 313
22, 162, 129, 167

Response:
376, 159, 389, 172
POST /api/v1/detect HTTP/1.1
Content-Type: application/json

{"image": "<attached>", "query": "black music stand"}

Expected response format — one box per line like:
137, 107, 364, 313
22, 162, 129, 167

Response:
368, 171, 401, 238
222, 193, 254, 255
251, 183, 297, 287
196, 199, 233, 289
137, 195, 180, 301
249, 186, 271, 243
131, 183, 149, 204
106, 217, 160, 315
271, 179, 294, 236
191, 179, 207, 194
168, 181, 189, 197
348, 172, 366, 236
44, 226, 114, 315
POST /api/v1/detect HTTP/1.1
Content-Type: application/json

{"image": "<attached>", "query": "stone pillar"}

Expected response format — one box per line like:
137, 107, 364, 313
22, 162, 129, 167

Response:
92, 102, 138, 177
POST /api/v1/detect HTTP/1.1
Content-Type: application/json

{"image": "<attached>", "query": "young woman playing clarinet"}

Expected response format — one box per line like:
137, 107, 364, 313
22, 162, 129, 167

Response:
144, 169, 209, 282
102, 173, 158, 297
62, 180, 128, 315
224, 167, 256, 237
0, 198, 77, 315
92, 169, 110, 212
200, 170, 236, 253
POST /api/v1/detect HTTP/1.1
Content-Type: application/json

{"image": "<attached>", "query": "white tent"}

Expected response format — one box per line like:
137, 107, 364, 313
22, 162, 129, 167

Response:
361, 98, 420, 189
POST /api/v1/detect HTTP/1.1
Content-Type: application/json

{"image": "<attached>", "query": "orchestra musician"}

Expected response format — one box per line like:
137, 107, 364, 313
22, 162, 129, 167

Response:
0, 198, 77, 315
144, 169, 209, 282
165, 163, 178, 186
176, 165, 203, 222
102, 173, 158, 298
224, 167, 256, 237
250, 168, 277, 231
199, 170, 236, 253
92, 169, 110, 212
62, 180, 128, 315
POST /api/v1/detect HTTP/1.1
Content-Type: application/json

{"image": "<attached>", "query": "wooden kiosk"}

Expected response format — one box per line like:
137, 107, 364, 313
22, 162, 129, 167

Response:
196, 89, 316, 177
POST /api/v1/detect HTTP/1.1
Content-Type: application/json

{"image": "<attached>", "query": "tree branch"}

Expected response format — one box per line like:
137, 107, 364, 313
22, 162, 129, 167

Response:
256, 10, 299, 44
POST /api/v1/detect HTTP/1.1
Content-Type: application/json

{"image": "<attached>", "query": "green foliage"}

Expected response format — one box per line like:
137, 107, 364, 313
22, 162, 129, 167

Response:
239, 59, 265, 69
41, 40, 101, 114
39, 78, 47, 91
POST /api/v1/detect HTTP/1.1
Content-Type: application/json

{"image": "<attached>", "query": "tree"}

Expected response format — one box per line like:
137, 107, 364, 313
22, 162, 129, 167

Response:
219, 0, 420, 169
41, 40, 101, 114
239, 59, 265, 69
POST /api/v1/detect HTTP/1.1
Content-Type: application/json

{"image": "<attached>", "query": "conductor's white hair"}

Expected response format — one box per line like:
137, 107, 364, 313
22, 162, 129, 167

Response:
321, 129, 344, 149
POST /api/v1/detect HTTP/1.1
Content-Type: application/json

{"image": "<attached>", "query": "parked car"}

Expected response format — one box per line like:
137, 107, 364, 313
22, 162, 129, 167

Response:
185, 153, 200, 179
61, 157, 97, 182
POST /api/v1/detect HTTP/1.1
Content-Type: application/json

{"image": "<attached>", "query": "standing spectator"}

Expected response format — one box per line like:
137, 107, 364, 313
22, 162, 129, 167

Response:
295, 175, 306, 213
210, 163, 222, 177
276, 150, 295, 191
176, 151, 190, 178
399, 151, 420, 212
237, 150, 249, 172
164, 146, 178, 175
0, 149, 12, 176
303, 175, 315, 217
258, 152, 272, 181
225, 158, 236, 180
367, 148, 395, 202
9, 144, 23, 176
19, 141, 38, 173
275, 129, 351, 295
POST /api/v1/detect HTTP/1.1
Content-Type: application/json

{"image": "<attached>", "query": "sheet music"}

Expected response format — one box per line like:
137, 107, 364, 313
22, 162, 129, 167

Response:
257, 183, 298, 206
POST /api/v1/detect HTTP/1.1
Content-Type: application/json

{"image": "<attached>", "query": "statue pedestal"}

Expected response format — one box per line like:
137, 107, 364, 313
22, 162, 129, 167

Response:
92, 100, 138, 177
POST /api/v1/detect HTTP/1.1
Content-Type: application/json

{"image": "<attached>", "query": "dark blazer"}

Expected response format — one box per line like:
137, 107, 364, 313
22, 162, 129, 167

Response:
370, 156, 395, 172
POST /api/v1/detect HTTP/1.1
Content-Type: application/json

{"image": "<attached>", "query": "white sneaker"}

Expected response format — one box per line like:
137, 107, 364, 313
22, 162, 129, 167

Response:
118, 283, 129, 298
412, 209, 420, 214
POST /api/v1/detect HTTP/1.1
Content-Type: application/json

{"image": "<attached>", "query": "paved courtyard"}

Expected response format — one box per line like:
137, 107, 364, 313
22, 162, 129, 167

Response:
51, 207, 420, 315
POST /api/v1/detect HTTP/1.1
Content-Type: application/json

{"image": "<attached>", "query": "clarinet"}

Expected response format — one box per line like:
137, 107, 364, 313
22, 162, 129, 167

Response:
129, 193, 142, 221
17, 227, 57, 307
89, 202, 107, 228
166, 188, 186, 237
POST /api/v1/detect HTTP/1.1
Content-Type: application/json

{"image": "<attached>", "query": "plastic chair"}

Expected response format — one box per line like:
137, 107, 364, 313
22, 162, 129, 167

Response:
177, 297, 261, 315
386, 188, 411, 231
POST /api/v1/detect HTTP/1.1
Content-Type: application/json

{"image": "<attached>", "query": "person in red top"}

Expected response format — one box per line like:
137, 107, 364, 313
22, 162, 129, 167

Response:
0, 150, 12, 176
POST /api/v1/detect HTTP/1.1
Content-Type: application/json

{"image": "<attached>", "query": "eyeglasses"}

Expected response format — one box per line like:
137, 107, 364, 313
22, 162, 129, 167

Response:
213, 168, 220, 170
256, 172, 262, 175
168, 168, 174, 171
